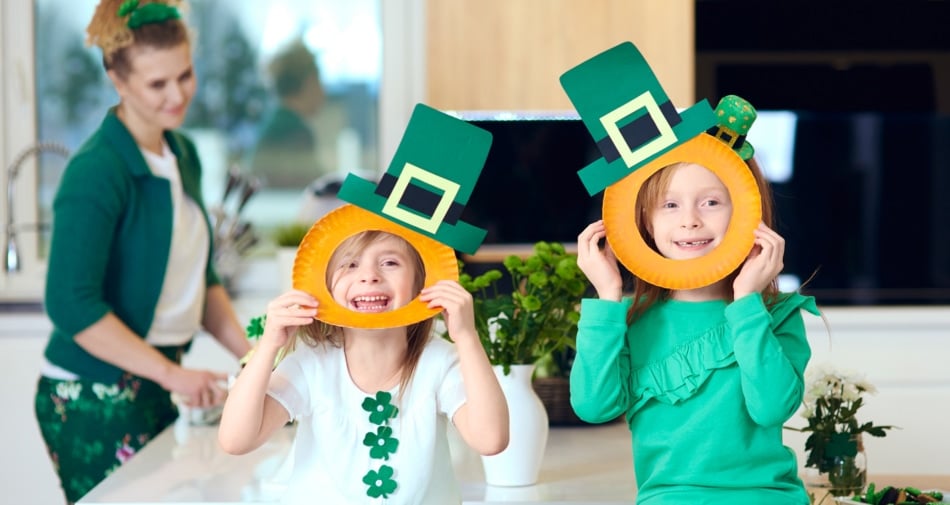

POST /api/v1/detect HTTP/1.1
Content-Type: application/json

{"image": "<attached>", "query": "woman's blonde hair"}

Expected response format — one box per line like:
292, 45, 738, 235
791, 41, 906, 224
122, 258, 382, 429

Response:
296, 230, 432, 398
85, 0, 189, 78
627, 158, 779, 322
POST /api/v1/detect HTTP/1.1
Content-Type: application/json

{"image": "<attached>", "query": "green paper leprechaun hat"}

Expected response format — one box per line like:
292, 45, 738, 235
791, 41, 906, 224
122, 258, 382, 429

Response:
706, 94, 756, 160
336, 103, 491, 255
560, 41, 717, 195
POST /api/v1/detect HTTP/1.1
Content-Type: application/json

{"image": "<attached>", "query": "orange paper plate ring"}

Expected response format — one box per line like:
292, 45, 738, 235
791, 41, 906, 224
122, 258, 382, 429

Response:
292, 204, 459, 328
603, 134, 762, 290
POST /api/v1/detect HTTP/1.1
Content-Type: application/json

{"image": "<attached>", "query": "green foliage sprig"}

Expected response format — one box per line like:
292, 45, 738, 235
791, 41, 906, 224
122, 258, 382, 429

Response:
272, 222, 311, 247
454, 241, 588, 375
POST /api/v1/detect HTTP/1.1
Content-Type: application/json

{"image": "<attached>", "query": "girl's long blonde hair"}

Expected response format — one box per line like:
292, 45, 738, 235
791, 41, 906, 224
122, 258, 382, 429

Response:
627, 158, 779, 323
296, 231, 433, 397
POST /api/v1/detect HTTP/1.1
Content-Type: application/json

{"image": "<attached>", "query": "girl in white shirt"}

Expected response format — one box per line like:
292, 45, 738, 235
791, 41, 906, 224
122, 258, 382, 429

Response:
219, 230, 509, 504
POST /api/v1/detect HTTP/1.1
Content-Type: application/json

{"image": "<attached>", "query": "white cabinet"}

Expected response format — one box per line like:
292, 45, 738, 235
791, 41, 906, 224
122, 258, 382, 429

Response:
0, 314, 63, 505
0, 309, 258, 505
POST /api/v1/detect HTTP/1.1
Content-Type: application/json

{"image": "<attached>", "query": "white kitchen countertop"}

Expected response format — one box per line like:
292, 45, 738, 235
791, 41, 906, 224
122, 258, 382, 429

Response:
78, 419, 637, 504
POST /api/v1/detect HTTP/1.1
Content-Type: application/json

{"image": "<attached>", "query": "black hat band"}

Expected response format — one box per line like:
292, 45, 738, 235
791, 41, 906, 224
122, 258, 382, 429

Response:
595, 100, 682, 164
375, 173, 464, 226
705, 125, 746, 152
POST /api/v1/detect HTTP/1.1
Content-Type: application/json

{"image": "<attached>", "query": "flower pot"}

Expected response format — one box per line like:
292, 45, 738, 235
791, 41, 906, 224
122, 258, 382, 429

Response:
481, 364, 549, 486
533, 376, 583, 425
804, 433, 867, 497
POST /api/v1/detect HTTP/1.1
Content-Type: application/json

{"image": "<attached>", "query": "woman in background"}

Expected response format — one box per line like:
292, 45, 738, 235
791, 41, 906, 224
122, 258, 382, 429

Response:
34, 1, 251, 502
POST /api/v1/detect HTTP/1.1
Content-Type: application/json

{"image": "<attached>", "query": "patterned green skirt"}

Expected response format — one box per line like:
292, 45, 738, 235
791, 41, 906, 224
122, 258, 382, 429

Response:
34, 352, 181, 503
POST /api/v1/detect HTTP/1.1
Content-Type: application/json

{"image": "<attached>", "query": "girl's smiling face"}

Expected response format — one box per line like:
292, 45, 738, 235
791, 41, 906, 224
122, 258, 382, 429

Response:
329, 233, 421, 313
646, 163, 733, 261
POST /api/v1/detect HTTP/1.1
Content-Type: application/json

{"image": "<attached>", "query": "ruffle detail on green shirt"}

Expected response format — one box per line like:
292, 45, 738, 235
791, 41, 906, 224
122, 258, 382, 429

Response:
626, 293, 819, 414
627, 321, 735, 413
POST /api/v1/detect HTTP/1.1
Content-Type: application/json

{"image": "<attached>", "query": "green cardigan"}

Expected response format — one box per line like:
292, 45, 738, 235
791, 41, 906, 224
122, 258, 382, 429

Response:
43, 110, 219, 383
571, 293, 820, 505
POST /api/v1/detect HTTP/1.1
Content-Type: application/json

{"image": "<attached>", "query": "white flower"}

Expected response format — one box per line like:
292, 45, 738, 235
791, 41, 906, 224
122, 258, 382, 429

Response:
487, 312, 509, 343
799, 362, 880, 423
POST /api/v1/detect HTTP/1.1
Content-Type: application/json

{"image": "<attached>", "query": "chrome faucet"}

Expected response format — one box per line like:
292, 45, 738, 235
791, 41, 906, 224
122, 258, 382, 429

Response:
4, 142, 71, 273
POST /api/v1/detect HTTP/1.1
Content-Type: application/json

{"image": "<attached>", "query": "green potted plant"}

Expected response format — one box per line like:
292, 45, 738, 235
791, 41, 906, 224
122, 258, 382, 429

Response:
454, 241, 589, 426
447, 241, 588, 485
457, 241, 587, 372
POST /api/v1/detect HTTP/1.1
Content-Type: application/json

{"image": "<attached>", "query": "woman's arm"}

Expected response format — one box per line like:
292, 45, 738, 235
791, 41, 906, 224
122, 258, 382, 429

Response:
74, 314, 228, 409
420, 281, 509, 455
202, 284, 253, 359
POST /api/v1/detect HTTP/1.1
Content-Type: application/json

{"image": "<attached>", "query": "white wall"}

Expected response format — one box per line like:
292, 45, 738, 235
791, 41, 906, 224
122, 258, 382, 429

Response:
785, 307, 950, 477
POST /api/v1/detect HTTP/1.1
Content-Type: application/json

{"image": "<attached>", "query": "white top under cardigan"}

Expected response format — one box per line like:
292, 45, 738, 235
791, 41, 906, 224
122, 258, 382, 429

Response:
267, 336, 467, 505
141, 142, 208, 347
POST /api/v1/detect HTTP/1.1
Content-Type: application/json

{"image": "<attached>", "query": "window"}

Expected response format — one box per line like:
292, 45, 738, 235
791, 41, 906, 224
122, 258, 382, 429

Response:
0, 0, 424, 300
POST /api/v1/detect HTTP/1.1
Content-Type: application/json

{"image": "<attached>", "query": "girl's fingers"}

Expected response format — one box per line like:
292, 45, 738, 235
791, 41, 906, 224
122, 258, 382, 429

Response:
420, 281, 471, 311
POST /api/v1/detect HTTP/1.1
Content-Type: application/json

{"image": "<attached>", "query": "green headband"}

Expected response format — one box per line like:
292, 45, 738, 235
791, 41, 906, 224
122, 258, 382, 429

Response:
118, 1, 181, 29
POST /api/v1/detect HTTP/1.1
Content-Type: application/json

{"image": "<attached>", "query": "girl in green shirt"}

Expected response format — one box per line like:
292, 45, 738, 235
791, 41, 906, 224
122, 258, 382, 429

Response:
571, 98, 819, 504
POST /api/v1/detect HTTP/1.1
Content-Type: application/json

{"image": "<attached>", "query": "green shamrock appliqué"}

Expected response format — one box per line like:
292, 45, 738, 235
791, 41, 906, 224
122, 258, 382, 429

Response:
363, 426, 399, 460
245, 315, 266, 341
363, 465, 397, 499
362, 391, 399, 425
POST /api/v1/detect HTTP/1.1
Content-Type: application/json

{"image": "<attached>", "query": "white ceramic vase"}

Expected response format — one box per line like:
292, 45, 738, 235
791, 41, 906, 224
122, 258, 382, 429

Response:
481, 364, 549, 487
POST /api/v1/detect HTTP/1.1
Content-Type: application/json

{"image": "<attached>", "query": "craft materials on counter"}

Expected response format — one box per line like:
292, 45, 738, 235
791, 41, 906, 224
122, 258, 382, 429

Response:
837, 483, 948, 504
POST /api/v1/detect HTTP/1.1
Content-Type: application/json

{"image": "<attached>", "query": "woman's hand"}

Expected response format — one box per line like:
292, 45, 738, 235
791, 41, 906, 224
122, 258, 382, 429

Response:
165, 367, 229, 409
419, 280, 477, 344
733, 222, 785, 299
577, 220, 623, 301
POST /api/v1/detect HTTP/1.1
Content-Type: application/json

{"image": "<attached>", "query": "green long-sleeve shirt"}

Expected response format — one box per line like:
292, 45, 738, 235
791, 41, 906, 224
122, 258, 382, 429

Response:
571, 292, 819, 505
43, 109, 218, 383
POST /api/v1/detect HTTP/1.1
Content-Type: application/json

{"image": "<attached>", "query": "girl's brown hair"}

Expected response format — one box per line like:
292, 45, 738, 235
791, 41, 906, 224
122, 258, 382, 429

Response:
296, 231, 432, 399
86, 0, 190, 79
627, 158, 779, 322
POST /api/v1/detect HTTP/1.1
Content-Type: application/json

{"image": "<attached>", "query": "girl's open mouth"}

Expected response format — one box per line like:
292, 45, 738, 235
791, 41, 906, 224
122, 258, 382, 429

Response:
350, 295, 392, 312
674, 239, 712, 249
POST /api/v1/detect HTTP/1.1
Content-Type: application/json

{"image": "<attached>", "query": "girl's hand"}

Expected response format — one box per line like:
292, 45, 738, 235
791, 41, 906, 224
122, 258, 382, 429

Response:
261, 290, 318, 350
577, 220, 623, 301
419, 280, 477, 344
733, 223, 785, 299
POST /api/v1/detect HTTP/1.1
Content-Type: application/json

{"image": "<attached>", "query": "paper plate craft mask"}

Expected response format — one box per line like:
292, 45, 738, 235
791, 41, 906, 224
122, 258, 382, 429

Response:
560, 41, 762, 289
292, 103, 492, 328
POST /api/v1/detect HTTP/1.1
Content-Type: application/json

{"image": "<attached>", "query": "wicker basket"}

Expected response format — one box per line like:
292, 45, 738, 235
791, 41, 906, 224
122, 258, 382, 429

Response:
533, 376, 625, 426
532, 376, 587, 426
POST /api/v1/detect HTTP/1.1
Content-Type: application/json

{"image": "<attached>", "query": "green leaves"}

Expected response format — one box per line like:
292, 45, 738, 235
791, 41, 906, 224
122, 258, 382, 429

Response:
790, 366, 896, 475
452, 241, 588, 374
